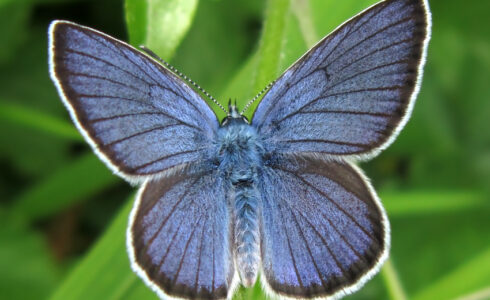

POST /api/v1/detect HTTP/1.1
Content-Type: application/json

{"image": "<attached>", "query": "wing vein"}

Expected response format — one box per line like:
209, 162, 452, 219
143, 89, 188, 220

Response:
280, 2, 386, 98
63, 49, 154, 86
324, 59, 410, 92
153, 216, 186, 272
64, 70, 147, 94
275, 168, 357, 278
292, 110, 391, 118
281, 139, 369, 149
307, 85, 403, 108
76, 93, 202, 131
90, 112, 180, 123
310, 2, 384, 75
152, 84, 209, 123
273, 83, 403, 129
290, 204, 348, 279
194, 217, 207, 295
103, 123, 187, 147
211, 219, 216, 294
83, 32, 160, 85
325, 218, 367, 264
272, 166, 376, 240
172, 215, 204, 285
286, 203, 329, 287
277, 200, 304, 289
275, 60, 409, 124
83, 31, 212, 124
143, 178, 200, 250
336, 38, 414, 74
323, 16, 413, 71
302, 166, 374, 207
134, 149, 203, 172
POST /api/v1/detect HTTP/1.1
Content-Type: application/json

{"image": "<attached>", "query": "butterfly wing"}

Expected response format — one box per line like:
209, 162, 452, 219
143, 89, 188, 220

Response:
128, 168, 237, 300
252, 0, 431, 160
258, 156, 389, 298
49, 21, 218, 183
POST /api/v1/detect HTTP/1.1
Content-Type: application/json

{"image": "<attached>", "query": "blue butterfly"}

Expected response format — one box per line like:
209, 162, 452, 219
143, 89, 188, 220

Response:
48, 0, 431, 299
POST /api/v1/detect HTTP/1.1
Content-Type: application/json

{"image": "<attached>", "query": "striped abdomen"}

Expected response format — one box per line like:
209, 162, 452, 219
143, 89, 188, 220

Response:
232, 172, 260, 287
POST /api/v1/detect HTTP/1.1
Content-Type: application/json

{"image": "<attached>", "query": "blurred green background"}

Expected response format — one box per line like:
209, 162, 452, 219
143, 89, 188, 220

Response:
1, 0, 489, 299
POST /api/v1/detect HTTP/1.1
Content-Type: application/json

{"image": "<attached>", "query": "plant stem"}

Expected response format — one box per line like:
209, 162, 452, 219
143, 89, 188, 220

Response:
381, 258, 408, 300
291, 0, 318, 47
254, 0, 291, 92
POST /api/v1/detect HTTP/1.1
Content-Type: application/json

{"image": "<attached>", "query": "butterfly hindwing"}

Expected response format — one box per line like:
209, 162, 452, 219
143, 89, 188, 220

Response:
252, 0, 431, 160
258, 155, 389, 299
128, 169, 237, 300
49, 21, 219, 182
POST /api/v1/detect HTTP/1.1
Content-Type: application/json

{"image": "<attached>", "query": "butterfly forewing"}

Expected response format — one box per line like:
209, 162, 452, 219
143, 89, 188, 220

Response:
128, 170, 237, 300
49, 21, 219, 182
258, 156, 389, 298
252, 0, 431, 160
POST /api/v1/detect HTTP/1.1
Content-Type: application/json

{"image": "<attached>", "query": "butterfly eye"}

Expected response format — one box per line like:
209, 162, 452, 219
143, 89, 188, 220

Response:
220, 114, 249, 127
221, 117, 230, 126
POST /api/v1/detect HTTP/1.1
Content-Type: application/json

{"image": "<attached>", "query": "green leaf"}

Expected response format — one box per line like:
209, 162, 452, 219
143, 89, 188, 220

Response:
0, 1, 29, 64
253, 0, 291, 92
220, 54, 259, 120
235, 0, 304, 120
0, 101, 81, 142
412, 247, 490, 300
381, 258, 407, 300
0, 27, 74, 177
125, 0, 198, 59
49, 198, 158, 300
381, 190, 489, 216
291, 0, 318, 47
0, 213, 61, 299
124, 0, 147, 46
12, 154, 119, 221
310, 0, 376, 36
170, 1, 263, 121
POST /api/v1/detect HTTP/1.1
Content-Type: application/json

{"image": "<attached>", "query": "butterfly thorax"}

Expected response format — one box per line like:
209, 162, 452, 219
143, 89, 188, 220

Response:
217, 118, 263, 176
216, 109, 263, 287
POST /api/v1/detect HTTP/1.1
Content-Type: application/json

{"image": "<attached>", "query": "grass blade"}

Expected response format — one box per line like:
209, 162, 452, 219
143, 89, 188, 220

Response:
125, 0, 198, 59
381, 258, 407, 300
12, 154, 119, 221
381, 190, 489, 216
413, 247, 490, 300
0, 101, 81, 141
49, 198, 157, 300
253, 0, 291, 92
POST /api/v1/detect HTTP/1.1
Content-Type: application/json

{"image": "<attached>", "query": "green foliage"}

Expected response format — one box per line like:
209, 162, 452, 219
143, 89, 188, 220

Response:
49, 199, 156, 300
0, 0, 489, 299
125, 0, 198, 60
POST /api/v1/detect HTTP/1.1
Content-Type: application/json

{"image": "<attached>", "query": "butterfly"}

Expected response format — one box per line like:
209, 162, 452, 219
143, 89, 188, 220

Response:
48, 0, 431, 299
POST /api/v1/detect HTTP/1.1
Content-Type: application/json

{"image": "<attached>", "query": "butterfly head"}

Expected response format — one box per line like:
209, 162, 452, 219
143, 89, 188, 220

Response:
221, 100, 249, 126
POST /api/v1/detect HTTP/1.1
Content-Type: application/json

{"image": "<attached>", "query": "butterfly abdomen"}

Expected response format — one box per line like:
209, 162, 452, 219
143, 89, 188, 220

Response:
233, 178, 260, 287
216, 117, 263, 287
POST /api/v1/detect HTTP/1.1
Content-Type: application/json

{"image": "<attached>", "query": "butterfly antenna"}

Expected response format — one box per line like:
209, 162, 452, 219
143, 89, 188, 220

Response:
139, 46, 228, 114
240, 80, 275, 115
